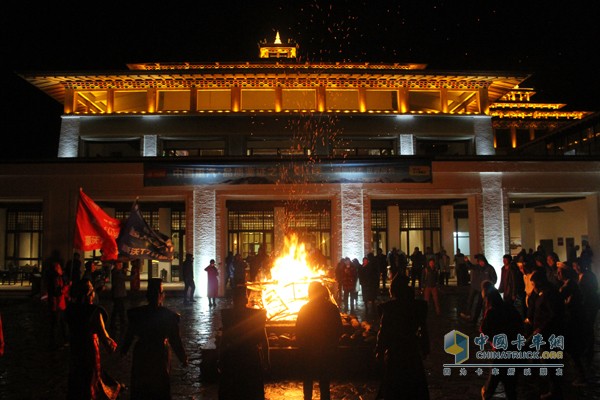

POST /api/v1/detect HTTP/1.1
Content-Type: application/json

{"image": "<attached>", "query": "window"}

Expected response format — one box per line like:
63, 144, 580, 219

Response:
415, 138, 471, 156
228, 211, 274, 258
170, 210, 186, 282
371, 209, 387, 254
82, 139, 141, 158
286, 209, 331, 260
332, 139, 395, 157
454, 217, 470, 256
246, 138, 307, 156
4, 206, 43, 268
161, 139, 226, 157
400, 209, 441, 257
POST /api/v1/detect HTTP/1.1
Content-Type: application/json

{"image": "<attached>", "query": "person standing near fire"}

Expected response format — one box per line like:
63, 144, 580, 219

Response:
205, 259, 219, 307
341, 257, 358, 314
182, 253, 196, 304
296, 281, 343, 400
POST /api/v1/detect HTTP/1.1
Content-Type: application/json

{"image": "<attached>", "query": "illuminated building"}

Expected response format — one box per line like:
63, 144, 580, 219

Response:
2, 33, 599, 291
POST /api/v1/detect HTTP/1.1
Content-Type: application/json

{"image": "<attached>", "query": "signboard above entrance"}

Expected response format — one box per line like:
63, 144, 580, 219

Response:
144, 158, 432, 186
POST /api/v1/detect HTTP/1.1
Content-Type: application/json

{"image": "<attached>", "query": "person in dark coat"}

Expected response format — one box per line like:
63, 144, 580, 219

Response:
528, 269, 565, 399
182, 253, 196, 304
204, 259, 219, 307
557, 262, 588, 386
376, 274, 429, 400
109, 261, 127, 334
296, 281, 343, 400
65, 279, 122, 400
218, 288, 270, 400
120, 278, 188, 400
573, 258, 600, 373
409, 247, 425, 289
480, 280, 523, 400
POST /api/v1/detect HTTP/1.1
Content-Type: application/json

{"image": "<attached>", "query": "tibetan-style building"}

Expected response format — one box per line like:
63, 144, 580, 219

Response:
2, 34, 599, 292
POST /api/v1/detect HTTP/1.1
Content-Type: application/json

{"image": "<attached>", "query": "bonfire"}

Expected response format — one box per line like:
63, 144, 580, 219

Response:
246, 234, 335, 321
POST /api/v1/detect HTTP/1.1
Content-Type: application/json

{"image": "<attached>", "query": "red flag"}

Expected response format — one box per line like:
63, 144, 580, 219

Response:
73, 189, 121, 260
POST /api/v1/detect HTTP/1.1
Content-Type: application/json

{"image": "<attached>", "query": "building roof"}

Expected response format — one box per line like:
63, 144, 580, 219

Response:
19, 62, 529, 108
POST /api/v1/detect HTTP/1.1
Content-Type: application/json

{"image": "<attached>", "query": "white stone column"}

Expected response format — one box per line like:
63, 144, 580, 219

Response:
340, 184, 364, 260
58, 116, 80, 158
520, 208, 536, 254
474, 116, 495, 155
387, 205, 400, 250
586, 194, 600, 275
193, 188, 216, 298
480, 172, 509, 282
142, 135, 158, 157
399, 134, 415, 155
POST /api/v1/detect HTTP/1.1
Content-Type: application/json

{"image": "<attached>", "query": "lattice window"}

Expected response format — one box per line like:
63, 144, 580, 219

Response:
287, 210, 331, 230
372, 209, 387, 230
228, 211, 275, 231
399, 209, 440, 229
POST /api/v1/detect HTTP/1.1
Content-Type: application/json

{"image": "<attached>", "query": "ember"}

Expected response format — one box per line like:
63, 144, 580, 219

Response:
246, 234, 335, 321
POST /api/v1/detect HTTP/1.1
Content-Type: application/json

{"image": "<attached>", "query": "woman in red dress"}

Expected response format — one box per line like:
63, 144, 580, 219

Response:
204, 259, 219, 307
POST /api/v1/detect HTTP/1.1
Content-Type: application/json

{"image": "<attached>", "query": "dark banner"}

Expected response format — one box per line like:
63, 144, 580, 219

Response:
144, 158, 432, 186
117, 202, 174, 261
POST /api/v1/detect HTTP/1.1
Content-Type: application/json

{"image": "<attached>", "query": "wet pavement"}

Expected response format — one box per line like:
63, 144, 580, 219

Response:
0, 283, 598, 399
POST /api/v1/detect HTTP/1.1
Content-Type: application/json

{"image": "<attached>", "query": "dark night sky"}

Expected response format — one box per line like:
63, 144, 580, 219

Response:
2, 1, 598, 159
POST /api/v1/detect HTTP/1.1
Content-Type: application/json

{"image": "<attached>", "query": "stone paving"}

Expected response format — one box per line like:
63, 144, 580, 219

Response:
0, 283, 598, 399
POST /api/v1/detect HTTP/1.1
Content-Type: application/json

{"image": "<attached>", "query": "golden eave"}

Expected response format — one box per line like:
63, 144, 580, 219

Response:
20, 66, 529, 107
490, 110, 592, 120
490, 102, 567, 110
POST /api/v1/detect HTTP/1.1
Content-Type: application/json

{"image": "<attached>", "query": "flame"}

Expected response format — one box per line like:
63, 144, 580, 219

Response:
247, 234, 332, 321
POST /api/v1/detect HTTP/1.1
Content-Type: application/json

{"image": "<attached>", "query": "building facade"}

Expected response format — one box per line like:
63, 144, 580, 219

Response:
2, 35, 599, 294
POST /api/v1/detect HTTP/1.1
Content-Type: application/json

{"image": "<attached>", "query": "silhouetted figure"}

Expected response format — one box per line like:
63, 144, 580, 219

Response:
130, 259, 141, 294
218, 288, 269, 400
460, 254, 497, 323
47, 262, 69, 348
205, 259, 219, 307
121, 278, 188, 400
410, 247, 425, 289
182, 253, 196, 304
296, 281, 343, 400
65, 279, 122, 400
529, 269, 565, 399
557, 263, 588, 386
454, 249, 469, 287
109, 261, 127, 335
376, 275, 429, 399
573, 258, 600, 374
480, 281, 523, 400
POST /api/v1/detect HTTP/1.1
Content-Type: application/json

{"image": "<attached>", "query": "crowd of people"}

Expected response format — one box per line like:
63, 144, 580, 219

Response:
11, 240, 597, 399
461, 245, 600, 399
